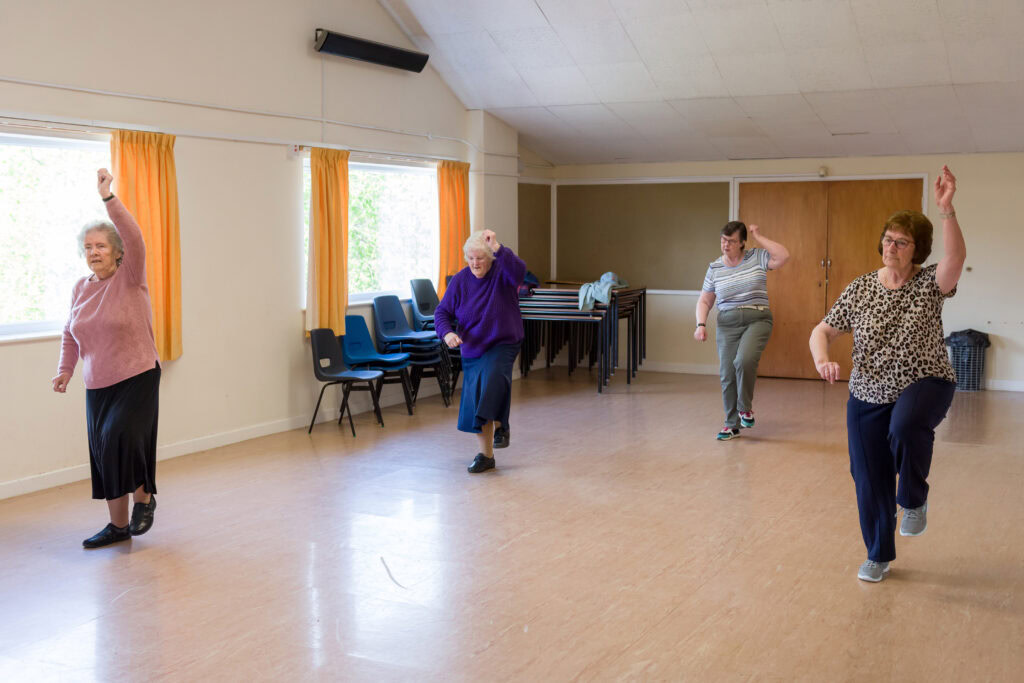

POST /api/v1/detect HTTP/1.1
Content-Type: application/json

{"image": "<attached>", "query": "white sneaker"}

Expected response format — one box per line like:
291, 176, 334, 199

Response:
857, 560, 891, 582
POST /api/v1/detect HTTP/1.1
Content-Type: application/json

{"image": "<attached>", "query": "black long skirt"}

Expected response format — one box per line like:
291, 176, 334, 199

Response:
85, 363, 161, 500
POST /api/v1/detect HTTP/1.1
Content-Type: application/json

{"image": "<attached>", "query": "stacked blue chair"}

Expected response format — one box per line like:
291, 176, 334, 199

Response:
372, 295, 452, 406
411, 278, 461, 389
342, 315, 415, 415
308, 328, 384, 436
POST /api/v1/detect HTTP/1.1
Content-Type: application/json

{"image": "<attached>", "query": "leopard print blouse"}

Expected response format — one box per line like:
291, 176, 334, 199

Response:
824, 263, 956, 404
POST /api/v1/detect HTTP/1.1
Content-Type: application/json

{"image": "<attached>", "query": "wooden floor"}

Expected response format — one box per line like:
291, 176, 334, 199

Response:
1, 371, 1022, 681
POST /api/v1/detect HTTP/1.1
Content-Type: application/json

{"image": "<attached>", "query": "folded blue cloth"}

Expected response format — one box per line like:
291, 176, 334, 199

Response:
579, 272, 628, 311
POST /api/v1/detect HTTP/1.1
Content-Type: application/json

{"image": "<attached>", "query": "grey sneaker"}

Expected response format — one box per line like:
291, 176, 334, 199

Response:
900, 502, 928, 536
857, 560, 891, 582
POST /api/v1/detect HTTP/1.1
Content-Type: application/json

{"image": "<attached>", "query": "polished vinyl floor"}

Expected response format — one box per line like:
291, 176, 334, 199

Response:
1, 371, 1022, 681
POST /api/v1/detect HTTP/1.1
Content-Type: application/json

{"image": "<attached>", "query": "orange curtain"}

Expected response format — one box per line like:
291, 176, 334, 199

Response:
110, 130, 182, 361
437, 160, 471, 297
308, 148, 350, 335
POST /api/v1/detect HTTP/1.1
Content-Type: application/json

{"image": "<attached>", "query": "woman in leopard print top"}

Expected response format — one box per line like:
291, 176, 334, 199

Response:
809, 166, 966, 583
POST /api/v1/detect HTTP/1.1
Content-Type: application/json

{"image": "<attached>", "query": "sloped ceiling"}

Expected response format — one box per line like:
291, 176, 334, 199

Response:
379, 0, 1024, 165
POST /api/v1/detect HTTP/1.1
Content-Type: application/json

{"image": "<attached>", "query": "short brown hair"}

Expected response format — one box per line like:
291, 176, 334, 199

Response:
877, 210, 932, 265
722, 221, 747, 243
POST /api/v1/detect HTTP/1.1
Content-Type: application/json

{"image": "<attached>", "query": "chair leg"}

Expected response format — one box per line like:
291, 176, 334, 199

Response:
399, 368, 414, 415
410, 366, 423, 403
368, 380, 384, 427
308, 382, 333, 434
339, 384, 355, 436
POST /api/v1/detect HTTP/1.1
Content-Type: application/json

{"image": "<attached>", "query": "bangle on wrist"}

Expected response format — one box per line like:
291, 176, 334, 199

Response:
696, 322, 706, 327
102, 193, 115, 202
939, 209, 955, 218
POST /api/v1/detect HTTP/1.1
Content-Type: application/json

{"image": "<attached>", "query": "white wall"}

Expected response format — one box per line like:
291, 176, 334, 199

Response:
522, 153, 1024, 389
0, 0, 514, 498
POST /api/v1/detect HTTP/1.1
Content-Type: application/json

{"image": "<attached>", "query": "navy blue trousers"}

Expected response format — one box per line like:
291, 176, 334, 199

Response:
846, 377, 955, 562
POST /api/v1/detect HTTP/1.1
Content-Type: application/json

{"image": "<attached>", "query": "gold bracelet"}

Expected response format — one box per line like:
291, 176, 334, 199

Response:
939, 210, 955, 218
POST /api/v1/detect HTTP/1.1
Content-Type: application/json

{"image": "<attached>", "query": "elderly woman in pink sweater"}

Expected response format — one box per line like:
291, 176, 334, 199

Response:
52, 169, 161, 549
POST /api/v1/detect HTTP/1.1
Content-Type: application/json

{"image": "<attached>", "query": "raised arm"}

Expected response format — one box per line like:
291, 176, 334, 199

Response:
749, 224, 790, 270
98, 168, 147, 284
694, 290, 715, 342
483, 229, 526, 287
809, 321, 844, 383
933, 165, 965, 294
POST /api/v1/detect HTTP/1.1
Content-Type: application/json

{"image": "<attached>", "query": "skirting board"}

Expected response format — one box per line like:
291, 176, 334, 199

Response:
639, 361, 719, 375
0, 377, 458, 501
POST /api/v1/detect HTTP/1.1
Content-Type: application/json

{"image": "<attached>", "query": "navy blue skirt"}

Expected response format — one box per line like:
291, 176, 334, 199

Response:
457, 343, 520, 433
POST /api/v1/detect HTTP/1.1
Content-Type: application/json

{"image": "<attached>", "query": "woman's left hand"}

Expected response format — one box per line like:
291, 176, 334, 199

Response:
934, 165, 956, 211
97, 168, 114, 198
482, 229, 501, 253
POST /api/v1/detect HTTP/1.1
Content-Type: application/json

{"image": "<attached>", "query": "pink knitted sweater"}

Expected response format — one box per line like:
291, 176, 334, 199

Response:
58, 197, 160, 389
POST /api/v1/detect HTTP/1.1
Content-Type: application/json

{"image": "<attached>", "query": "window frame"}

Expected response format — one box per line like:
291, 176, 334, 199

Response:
0, 130, 110, 340
302, 154, 440, 307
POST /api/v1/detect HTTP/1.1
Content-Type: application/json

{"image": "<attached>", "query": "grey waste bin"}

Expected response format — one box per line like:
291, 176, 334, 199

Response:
944, 329, 990, 391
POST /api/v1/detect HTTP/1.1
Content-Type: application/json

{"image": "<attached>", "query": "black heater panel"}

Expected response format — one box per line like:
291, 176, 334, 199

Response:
314, 29, 429, 73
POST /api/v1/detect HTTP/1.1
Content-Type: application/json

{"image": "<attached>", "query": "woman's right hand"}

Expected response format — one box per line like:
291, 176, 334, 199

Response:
443, 332, 463, 348
694, 326, 707, 342
52, 372, 71, 393
815, 359, 841, 384
97, 168, 113, 198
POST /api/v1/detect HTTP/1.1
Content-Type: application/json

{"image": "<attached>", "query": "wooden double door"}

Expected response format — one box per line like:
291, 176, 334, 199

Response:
738, 179, 923, 380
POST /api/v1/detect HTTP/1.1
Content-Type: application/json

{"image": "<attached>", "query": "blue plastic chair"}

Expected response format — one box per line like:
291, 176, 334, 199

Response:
342, 315, 415, 415
308, 328, 384, 436
372, 296, 452, 405
410, 279, 439, 331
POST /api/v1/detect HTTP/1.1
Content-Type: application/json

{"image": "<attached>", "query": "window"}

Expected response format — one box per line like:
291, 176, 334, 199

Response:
0, 133, 110, 337
302, 158, 440, 305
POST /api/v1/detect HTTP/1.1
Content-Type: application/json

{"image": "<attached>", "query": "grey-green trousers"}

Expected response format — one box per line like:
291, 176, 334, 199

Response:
715, 308, 773, 429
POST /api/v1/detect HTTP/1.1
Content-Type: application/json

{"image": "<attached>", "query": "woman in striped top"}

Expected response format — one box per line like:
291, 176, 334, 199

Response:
695, 221, 790, 440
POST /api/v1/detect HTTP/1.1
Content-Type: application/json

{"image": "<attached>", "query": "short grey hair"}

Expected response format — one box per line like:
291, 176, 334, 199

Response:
77, 220, 124, 266
463, 231, 494, 261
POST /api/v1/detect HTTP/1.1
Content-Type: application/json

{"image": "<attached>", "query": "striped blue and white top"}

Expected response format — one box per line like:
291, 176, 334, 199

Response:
701, 248, 772, 311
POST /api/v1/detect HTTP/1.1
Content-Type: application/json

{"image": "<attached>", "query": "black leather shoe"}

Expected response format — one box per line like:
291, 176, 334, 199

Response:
129, 495, 156, 536
493, 426, 510, 449
83, 523, 131, 549
467, 453, 495, 473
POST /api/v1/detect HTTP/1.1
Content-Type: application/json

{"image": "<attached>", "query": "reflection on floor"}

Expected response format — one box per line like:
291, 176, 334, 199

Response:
1, 371, 1021, 680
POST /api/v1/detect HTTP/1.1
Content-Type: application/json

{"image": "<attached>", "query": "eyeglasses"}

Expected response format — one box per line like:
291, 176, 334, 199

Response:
882, 237, 914, 250
721, 237, 741, 245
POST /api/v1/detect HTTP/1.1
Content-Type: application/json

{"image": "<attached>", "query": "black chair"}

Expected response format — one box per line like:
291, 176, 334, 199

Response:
308, 328, 384, 436
409, 278, 439, 331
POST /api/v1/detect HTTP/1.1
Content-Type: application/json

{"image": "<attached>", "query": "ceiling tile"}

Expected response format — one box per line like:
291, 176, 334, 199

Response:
431, 31, 513, 71
734, 94, 815, 119
547, 104, 635, 136
936, 0, 1024, 41
647, 56, 729, 99
579, 62, 663, 103
709, 136, 784, 159
519, 66, 599, 106
864, 41, 951, 89
605, 101, 696, 137
609, 0, 691, 22
805, 90, 899, 135
668, 97, 746, 120
491, 27, 576, 70
472, 0, 551, 32
946, 39, 1024, 84
715, 51, 801, 96
785, 47, 874, 92
468, 67, 539, 108
770, 133, 847, 158
535, 0, 619, 28
623, 14, 708, 62
766, 0, 861, 50
956, 82, 1024, 149
556, 21, 642, 65
691, 3, 784, 54
837, 132, 911, 157
690, 119, 766, 138
851, 0, 944, 45
489, 106, 582, 137
400, 0, 484, 35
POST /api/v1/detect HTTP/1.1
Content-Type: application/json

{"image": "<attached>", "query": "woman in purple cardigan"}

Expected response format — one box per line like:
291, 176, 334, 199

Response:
435, 229, 526, 473
52, 169, 161, 548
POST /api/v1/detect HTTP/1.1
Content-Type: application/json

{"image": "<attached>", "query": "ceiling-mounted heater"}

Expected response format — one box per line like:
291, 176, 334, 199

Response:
314, 28, 429, 73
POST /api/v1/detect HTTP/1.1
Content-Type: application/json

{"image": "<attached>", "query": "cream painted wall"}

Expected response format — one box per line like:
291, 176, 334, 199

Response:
548, 154, 1024, 389
467, 112, 520, 250
0, 0, 512, 498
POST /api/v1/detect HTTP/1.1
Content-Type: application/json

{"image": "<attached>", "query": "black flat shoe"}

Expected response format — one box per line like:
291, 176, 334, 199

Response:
493, 426, 510, 449
83, 523, 131, 549
129, 495, 156, 536
467, 453, 495, 473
